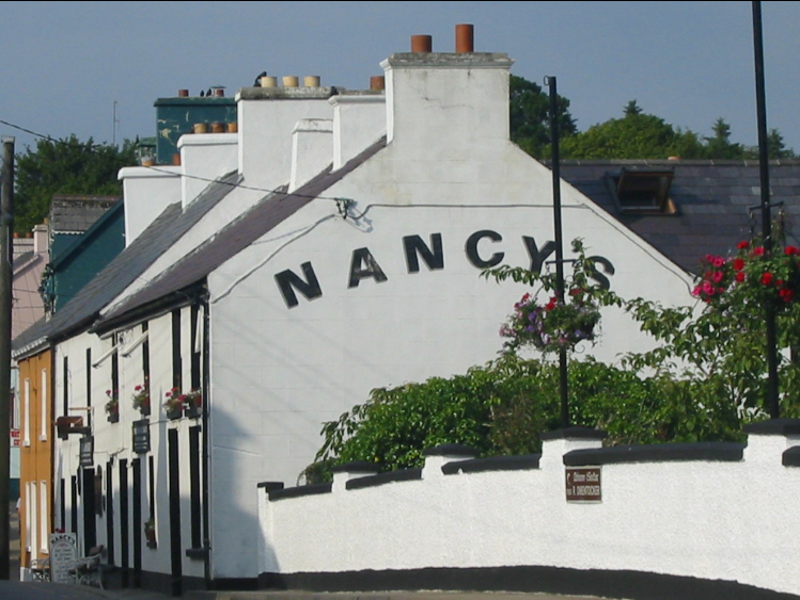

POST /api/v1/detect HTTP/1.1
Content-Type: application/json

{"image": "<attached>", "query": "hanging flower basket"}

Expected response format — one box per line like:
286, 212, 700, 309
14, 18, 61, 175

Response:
183, 389, 203, 419
144, 518, 156, 546
164, 388, 183, 420
499, 289, 601, 354
105, 390, 119, 423
132, 383, 151, 416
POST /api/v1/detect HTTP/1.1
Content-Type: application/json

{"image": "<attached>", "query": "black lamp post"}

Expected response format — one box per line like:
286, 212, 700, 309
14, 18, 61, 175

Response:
752, 1, 779, 419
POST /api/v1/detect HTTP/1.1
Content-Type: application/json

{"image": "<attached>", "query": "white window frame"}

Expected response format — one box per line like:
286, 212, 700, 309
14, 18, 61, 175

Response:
24, 483, 31, 553
39, 481, 48, 553
23, 379, 30, 447
39, 370, 47, 441
29, 482, 37, 557
91, 343, 118, 368
121, 330, 148, 358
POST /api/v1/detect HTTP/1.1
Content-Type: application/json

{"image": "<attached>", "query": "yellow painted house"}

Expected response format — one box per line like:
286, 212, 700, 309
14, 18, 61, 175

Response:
16, 341, 53, 573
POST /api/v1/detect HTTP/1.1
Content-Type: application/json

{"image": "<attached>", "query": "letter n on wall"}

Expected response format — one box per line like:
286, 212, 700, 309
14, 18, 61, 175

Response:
275, 262, 323, 308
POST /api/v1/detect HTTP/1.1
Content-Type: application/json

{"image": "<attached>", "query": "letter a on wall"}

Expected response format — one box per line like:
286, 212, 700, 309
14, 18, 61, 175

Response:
348, 248, 388, 288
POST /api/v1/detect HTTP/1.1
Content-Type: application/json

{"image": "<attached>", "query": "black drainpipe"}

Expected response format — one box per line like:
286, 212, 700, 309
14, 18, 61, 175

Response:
199, 293, 211, 586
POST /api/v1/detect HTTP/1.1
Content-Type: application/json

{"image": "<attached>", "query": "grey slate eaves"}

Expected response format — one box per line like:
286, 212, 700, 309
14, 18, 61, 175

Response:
42, 170, 241, 342
96, 137, 388, 331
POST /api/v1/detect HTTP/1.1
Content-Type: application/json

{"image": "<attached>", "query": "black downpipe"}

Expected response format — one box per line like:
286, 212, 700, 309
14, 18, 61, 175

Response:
200, 296, 211, 586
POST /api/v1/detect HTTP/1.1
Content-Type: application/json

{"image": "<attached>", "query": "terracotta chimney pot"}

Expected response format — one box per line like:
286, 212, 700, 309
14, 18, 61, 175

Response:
411, 34, 432, 53
370, 76, 385, 91
455, 24, 474, 53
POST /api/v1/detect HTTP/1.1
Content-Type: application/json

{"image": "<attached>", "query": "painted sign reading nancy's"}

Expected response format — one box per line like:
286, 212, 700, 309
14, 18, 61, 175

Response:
274, 230, 615, 309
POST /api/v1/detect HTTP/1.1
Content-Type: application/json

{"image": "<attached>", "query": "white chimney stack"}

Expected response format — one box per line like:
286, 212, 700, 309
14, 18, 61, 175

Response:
381, 26, 513, 158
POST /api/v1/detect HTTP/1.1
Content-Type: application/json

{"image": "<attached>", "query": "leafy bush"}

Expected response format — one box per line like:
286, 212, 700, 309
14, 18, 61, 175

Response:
305, 354, 744, 483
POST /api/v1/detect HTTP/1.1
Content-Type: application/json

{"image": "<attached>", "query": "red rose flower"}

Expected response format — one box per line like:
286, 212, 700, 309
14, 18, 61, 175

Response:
761, 272, 773, 286
735, 272, 745, 282
785, 246, 799, 256
753, 247, 765, 256
737, 241, 750, 250
732, 258, 745, 271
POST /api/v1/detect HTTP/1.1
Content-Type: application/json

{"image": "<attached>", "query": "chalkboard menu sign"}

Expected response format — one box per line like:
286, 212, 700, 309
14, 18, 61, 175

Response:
49, 532, 77, 583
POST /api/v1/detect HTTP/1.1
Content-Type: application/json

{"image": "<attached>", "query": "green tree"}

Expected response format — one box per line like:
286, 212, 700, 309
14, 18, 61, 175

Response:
560, 104, 706, 159
509, 74, 577, 158
704, 117, 745, 159
744, 128, 796, 159
14, 135, 136, 235
623, 100, 643, 116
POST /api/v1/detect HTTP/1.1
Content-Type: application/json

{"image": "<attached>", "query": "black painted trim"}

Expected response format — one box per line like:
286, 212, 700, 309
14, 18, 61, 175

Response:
745, 419, 800, 436
564, 441, 745, 466
257, 565, 800, 600
783, 446, 800, 467
269, 483, 331, 501
442, 453, 541, 475
257, 481, 285, 492
331, 461, 379, 474
541, 426, 607, 441
424, 443, 478, 457
207, 577, 258, 591
185, 547, 208, 560
346, 468, 422, 490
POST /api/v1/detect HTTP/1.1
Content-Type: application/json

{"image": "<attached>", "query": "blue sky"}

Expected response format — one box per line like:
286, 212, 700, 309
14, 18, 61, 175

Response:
1, 1, 798, 154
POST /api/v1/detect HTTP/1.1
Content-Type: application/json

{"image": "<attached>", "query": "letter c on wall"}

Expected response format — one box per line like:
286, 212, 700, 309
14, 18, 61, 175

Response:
466, 230, 504, 268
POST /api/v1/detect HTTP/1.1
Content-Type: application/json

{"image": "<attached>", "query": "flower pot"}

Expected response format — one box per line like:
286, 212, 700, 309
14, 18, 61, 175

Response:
184, 404, 202, 419
166, 406, 182, 421
140, 405, 151, 417
108, 412, 119, 424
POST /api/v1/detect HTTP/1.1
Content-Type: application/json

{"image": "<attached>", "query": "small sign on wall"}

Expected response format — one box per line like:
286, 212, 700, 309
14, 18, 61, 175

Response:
565, 467, 601, 502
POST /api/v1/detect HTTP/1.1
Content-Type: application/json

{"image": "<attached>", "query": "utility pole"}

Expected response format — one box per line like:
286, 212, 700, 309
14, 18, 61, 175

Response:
112, 101, 119, 147
0, 136, 15, 580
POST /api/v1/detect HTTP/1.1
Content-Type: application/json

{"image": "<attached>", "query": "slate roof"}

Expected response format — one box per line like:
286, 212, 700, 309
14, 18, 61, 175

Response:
555, 159, 800, 273
50, 195, 121, 234
31, 171, 240, 343
97, 137, 387, 330
11, 316, 49, 359
48, 200, 124, 270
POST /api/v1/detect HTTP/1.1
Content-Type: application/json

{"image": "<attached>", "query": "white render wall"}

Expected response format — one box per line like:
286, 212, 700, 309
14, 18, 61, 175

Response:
330, 94, 386, 170
120, 166, 182, 247
205, 136, 695, 579
54, 307, 205, 582
178, 132, 238, 209
289, 119, 333, 192
258, 431, 800, 598
237, 89, 336, 192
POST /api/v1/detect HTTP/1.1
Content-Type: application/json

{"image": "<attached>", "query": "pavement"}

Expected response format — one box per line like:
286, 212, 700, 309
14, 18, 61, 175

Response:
8, 503, 609, 600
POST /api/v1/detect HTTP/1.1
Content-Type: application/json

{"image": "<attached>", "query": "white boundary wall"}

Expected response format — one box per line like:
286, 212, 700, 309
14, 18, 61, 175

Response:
258, 424, 800, 598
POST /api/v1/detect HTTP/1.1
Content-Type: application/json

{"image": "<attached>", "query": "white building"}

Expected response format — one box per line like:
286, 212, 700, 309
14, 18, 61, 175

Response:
34, 25, 800, 595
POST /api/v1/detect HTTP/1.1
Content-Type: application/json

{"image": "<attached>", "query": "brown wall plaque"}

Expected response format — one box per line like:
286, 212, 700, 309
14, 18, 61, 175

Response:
565, 467, 601, 502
